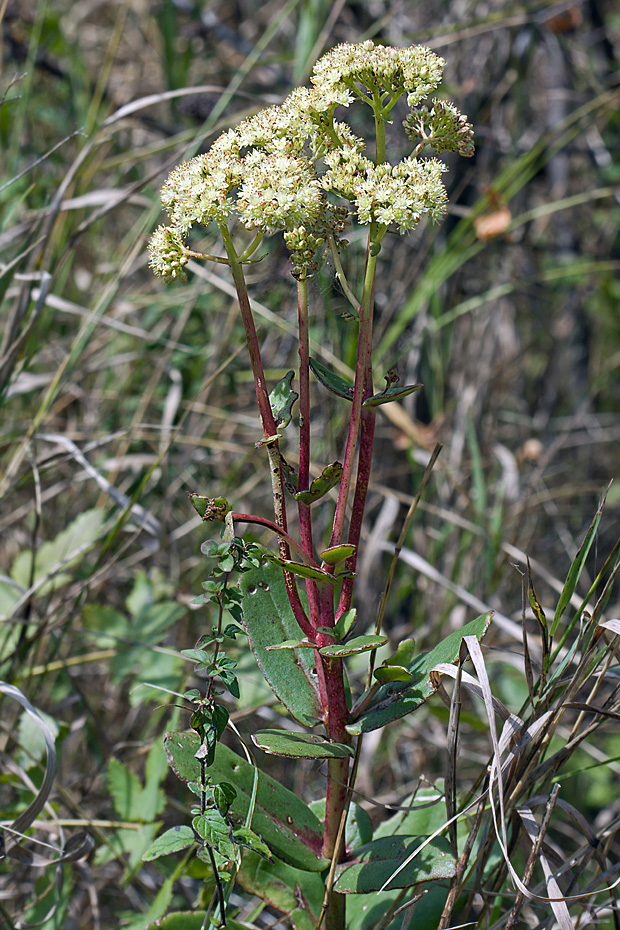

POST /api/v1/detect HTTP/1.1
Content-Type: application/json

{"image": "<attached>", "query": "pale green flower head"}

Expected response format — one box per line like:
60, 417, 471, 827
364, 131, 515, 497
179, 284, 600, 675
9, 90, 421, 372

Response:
404, 98, 475, 157
160, 150, 241, 234
311, 39, 445, 106
148, 225, 190, 282
236, 151, 325, 234
149, 39, 473, 282
324, 153, 448, 232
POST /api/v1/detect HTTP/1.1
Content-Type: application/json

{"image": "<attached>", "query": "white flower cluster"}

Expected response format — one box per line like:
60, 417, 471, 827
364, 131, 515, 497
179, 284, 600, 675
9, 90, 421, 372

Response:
149, 41, 473, 281
311, 39, 446, 106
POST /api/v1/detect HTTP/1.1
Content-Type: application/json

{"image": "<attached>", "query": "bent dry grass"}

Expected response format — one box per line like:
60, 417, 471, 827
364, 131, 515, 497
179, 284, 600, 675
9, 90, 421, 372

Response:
1, 2, 619, 928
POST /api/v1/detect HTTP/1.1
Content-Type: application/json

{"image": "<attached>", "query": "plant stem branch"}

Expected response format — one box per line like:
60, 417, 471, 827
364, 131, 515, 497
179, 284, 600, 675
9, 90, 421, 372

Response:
219, 223, 308, 632
296, 277, 320, 628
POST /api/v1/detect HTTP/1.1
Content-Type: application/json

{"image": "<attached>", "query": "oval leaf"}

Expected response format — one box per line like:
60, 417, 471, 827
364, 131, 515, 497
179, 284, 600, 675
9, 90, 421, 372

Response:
143, 825, 195, 861
319, 544, 356, 565
164, 734, 329, 872
240, 559, 322, 727
252, 730, 354, 759
319, 635, 387, 658
333, 835, 455, 893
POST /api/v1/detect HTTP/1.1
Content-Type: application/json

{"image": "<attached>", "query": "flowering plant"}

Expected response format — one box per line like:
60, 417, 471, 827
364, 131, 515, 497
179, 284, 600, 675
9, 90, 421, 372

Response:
147, 40, 481, 930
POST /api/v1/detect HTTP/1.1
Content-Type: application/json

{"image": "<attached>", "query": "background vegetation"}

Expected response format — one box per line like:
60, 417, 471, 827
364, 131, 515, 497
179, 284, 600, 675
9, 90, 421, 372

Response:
1, 1, 619, 927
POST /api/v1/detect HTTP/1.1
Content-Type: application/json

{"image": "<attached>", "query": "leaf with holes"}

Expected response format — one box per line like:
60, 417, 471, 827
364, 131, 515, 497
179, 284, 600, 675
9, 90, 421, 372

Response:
240, 559, 322, 726
164, 734, 328, 872
294, 462, 343, 505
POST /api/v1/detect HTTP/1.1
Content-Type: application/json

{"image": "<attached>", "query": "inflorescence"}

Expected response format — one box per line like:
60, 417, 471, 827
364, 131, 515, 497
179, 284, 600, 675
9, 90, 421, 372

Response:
149, 40, 474, 282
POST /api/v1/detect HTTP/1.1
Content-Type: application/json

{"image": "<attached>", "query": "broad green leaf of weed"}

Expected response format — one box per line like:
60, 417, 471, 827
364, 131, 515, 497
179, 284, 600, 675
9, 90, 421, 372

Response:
95, 823, 160, 871
107, 744, 166, 822
24, 866, 72, 929
143, 825, 195, 861
82, 604, 127, 648
119, 872, 175, 930
11, 508, 105, 595
17, 709, 60, 771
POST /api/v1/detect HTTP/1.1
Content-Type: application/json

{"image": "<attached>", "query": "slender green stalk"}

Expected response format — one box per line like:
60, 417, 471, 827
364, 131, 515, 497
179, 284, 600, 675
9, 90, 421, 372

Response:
296, 277, 320, 628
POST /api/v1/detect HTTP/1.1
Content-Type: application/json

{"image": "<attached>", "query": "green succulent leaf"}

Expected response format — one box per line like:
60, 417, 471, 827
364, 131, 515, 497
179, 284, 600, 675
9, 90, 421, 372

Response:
333, 835, 455, 893
362, 383, 422, 407
319, 635, 387, 658
317, 616, 357, 641
319, 544, 356, 565
267, 556, 336, 583
347, 612, 492, 735
294, 462, 343, 505
269, 370, 298, 428
373, 665, 412, 682
309, 357, 355, 401
164, 734, 328, 871
252, 729, 354, 759
237, 852, 324, 930
241, 558, 324, 725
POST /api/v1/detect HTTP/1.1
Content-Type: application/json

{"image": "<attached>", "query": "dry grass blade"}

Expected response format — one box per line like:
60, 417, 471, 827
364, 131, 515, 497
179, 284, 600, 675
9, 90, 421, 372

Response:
0, 681, 56, 853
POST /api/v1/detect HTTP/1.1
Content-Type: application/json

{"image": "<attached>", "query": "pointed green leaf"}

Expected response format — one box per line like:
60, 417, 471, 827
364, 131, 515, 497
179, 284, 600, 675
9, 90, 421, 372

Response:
347, 612, 492, 735
333, 835, 455, 893
362, 383, 423, 407
164, 734, 328, 871
268, 556, 336, 583
240, 560, 323, 727
266, 638, 315, 650
145, 914, 208, 930
309, 357, 354, 401
319, 635, 387, 658
551, 502, 603, 635
252, 730, 354, 759
142, 825, 195, 861
334, 608, 357, 641
192, 811, 235, 860
294, 462, 343, 505
269, 370, 298, 428
232, 826, 272, 860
